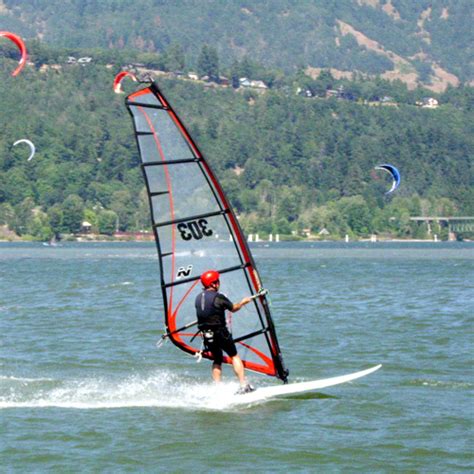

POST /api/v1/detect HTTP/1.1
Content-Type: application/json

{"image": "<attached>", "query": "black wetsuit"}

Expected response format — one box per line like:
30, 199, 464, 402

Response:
195, 290, 237, 364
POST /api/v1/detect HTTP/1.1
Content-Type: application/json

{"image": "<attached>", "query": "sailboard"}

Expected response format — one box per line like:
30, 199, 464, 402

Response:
227, 364, 382, 406
125, 80, 289, 382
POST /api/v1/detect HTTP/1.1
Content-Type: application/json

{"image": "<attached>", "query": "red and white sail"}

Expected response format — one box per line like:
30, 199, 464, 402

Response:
125, 82, 288, 381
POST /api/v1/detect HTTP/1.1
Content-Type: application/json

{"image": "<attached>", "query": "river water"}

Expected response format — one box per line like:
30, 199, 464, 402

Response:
1, 241, 473, 472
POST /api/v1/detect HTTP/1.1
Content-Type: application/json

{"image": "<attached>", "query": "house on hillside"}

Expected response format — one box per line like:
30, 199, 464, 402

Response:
250, 80, 267, 90
81, 221, 92, 233
326, 89, 340, 98
77, 57, 92, 64
417, 97, 439, 109
318, 228, 330, 237
296, 87, 314, 97
379, 96, 397, 106
239, 77, 268, 91
219, 76, 230, 86
39, 64, 62, 73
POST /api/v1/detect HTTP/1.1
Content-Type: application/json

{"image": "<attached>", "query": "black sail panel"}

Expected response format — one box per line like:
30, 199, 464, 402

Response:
126, 83, 288, 381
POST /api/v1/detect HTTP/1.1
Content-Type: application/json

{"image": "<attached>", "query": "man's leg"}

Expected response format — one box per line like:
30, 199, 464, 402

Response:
231, 355, 246, 386
208, 336, 223, 383
212, 363, 222, 382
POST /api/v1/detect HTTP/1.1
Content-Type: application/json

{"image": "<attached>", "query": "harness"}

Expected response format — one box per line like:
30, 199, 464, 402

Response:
201, 328, 216, 345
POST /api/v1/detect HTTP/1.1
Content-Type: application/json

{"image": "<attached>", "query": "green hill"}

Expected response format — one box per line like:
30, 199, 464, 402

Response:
0, 50, 472, 241
1, 0, 473, 91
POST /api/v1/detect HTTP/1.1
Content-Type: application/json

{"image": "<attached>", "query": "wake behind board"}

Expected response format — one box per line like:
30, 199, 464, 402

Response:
229, 364, 382, 406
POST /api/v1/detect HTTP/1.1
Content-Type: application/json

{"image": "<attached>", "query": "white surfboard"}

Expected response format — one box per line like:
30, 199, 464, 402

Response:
230, 364, 382, 405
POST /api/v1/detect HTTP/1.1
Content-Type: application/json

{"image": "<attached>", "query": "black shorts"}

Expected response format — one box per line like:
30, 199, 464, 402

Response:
203, 327, 237, 365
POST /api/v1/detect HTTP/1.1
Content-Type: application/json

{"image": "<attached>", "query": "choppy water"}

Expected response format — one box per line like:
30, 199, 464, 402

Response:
1, 242, 473, 472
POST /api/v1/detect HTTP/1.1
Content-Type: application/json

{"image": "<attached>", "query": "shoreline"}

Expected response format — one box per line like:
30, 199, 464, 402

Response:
0, 237, 467, 244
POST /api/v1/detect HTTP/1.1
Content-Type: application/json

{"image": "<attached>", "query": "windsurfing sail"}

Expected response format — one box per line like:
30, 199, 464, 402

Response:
125, 81, 288, 382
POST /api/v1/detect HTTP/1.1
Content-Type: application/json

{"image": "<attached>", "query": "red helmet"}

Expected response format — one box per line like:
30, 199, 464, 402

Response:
200, 270, 220, 288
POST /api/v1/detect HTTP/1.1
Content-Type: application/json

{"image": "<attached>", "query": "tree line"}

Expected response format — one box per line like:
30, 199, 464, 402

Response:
0, 49, 472, 241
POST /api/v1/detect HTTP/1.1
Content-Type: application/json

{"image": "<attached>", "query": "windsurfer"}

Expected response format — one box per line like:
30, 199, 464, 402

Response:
195, 270, 255, 394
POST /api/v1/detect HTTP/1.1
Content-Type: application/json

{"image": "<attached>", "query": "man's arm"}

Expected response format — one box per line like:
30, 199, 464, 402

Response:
231, 296, 252, 312
216, 294, 252, 313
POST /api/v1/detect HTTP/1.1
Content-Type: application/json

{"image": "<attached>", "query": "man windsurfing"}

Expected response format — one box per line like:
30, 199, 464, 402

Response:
195, 270, 256, 394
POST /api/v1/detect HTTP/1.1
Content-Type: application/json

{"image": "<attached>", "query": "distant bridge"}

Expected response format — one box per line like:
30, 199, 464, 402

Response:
410, 217, 474, 235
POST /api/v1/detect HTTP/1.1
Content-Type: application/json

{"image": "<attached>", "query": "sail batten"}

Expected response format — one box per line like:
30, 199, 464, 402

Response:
142, 158, 200, 167
125, 81, 289, 382
127, 101, 167, 110
233, 328, 269, 344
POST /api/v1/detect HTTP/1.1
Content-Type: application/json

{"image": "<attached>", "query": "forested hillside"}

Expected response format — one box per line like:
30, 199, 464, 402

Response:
0, 47, 472, 241
1, 0, 472, 91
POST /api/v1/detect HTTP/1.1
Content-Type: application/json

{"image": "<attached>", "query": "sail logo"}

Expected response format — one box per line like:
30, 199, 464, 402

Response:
177, 219, 213, 241
176, 264, 193, 279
